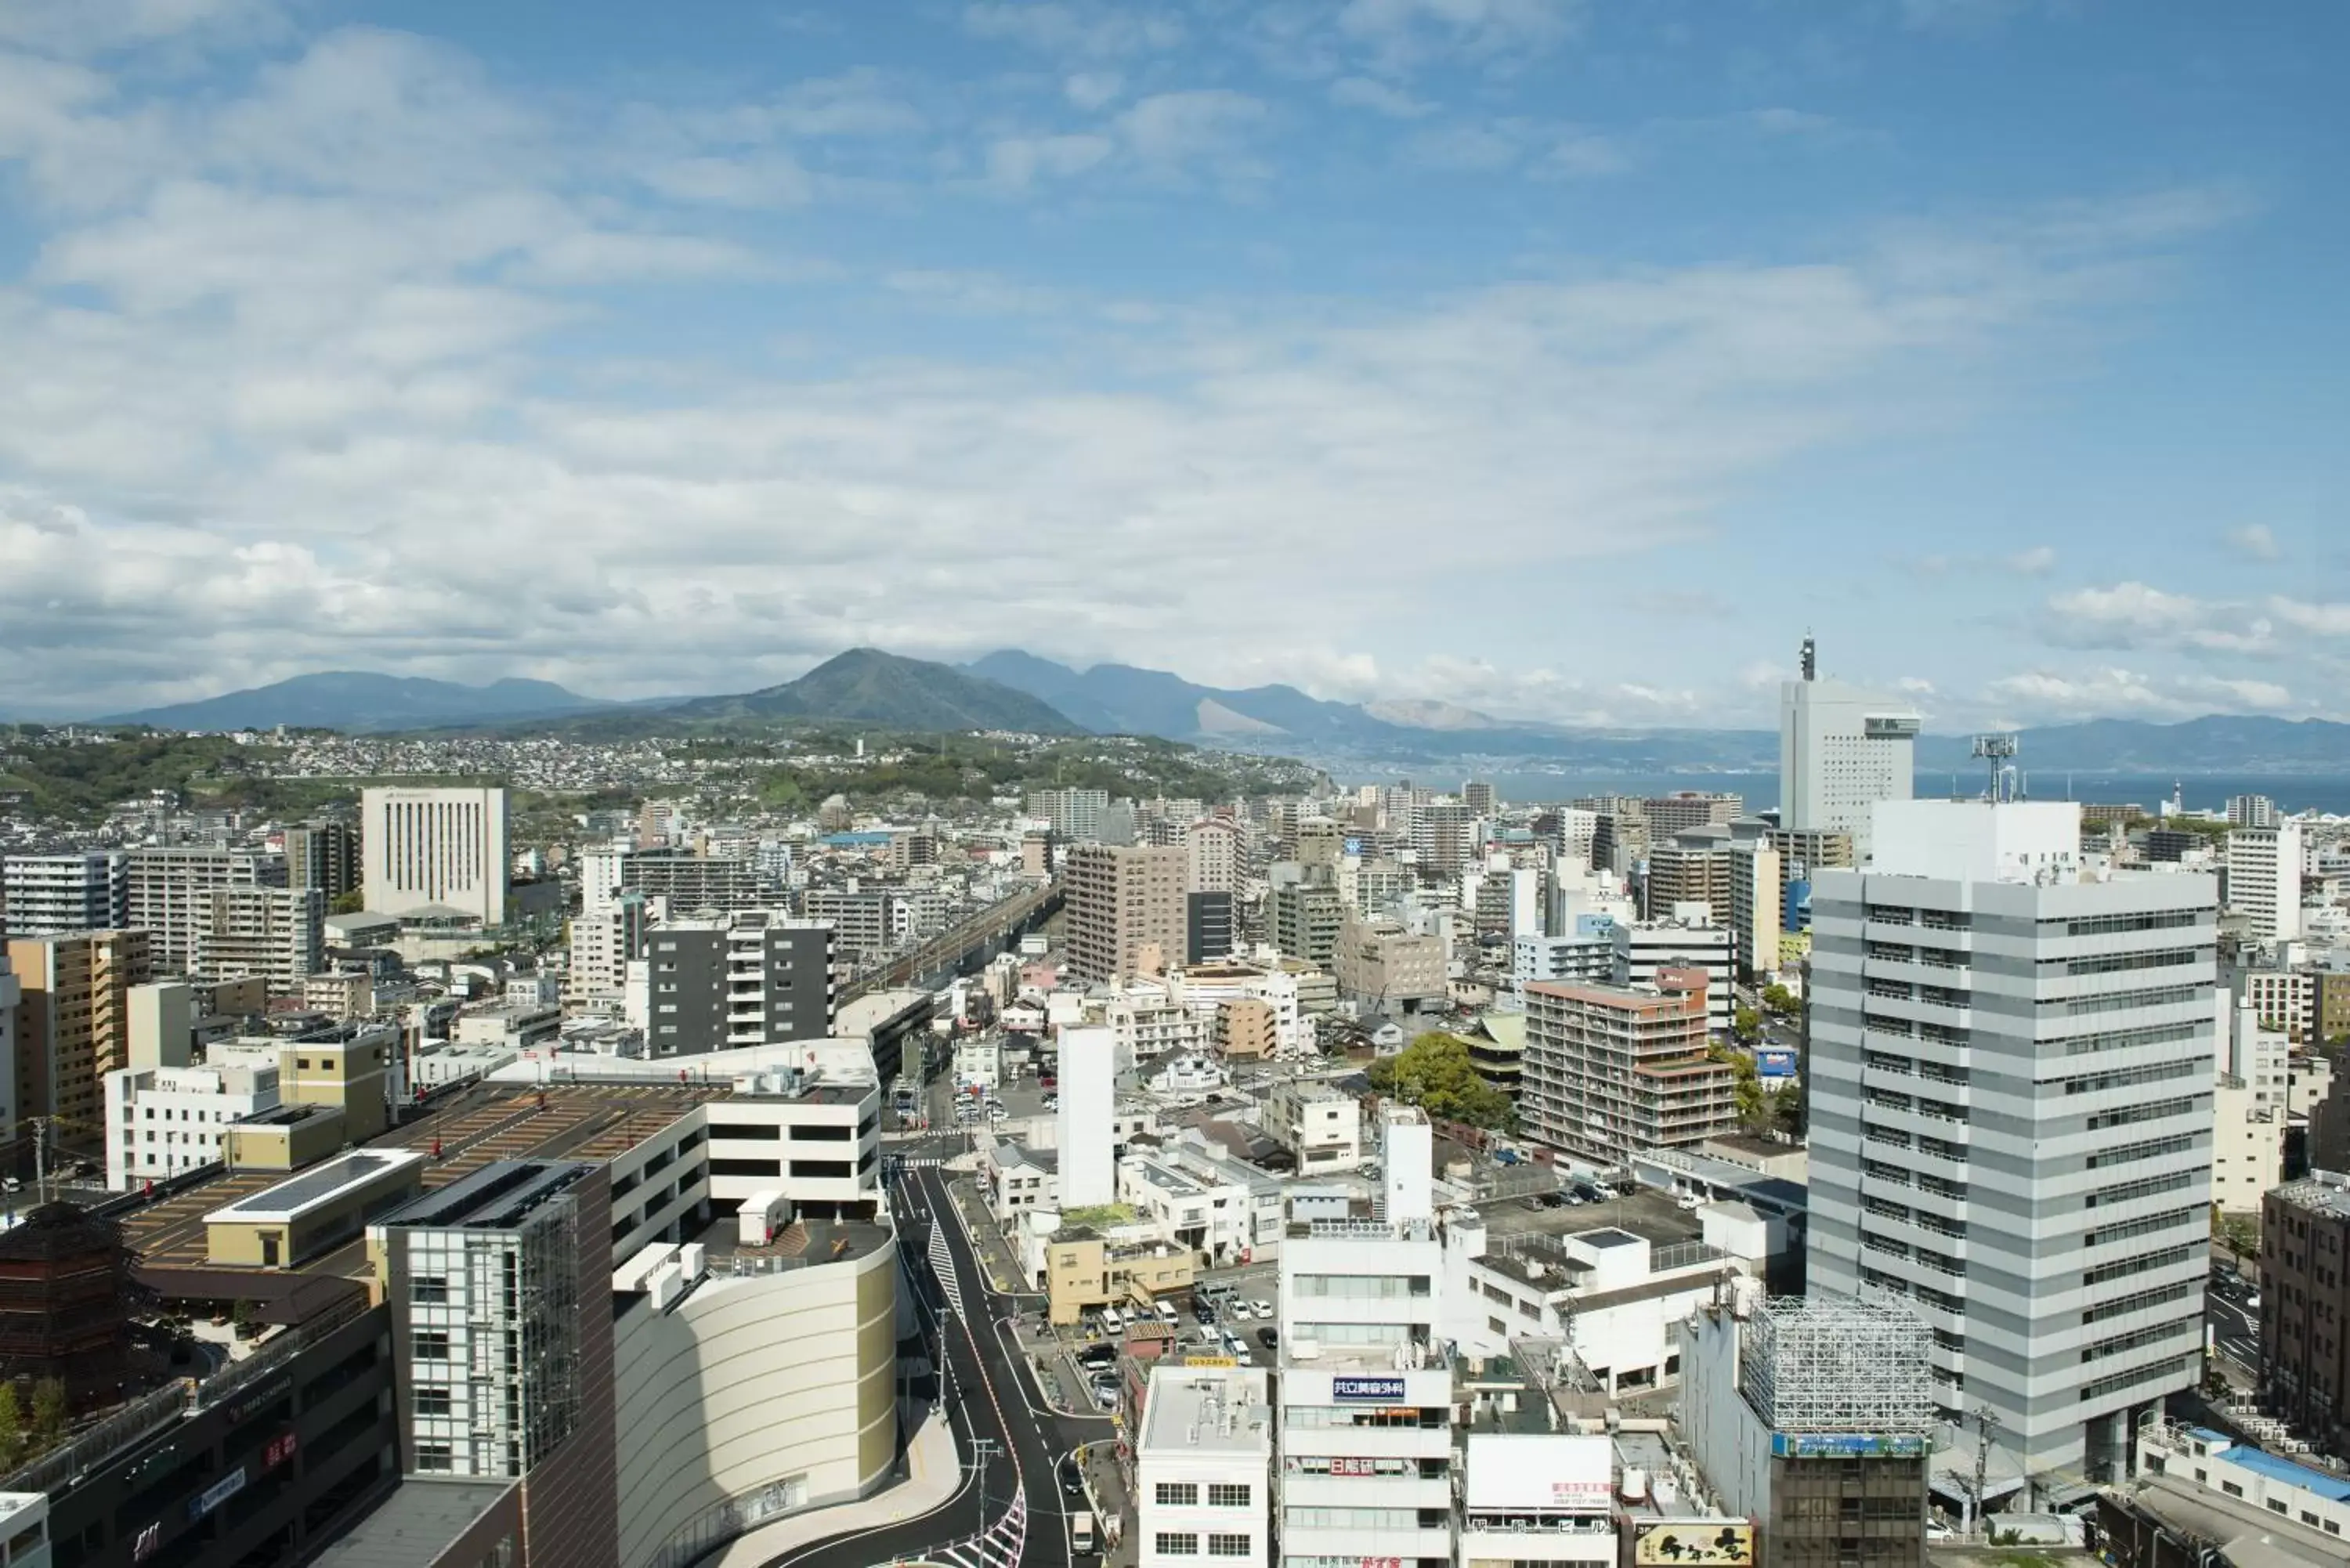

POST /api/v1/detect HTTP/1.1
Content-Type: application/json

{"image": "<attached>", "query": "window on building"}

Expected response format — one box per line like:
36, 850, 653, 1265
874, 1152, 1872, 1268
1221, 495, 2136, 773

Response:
415, 1387, 451, 1416
413, 1276, 448, 1304
1207, 1484, 1250, 1508
1155, 1483, 1199, 1507
415, 1443, 453, 1472
1207, 1536, 1250, 1556
1155, 1535, 1198, 1556
413, 1330, 450, 1359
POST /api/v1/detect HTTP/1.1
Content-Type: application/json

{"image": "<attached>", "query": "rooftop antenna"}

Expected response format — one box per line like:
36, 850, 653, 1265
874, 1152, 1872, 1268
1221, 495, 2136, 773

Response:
1970, 735, 2019, 804
1799, 633, 1817, 683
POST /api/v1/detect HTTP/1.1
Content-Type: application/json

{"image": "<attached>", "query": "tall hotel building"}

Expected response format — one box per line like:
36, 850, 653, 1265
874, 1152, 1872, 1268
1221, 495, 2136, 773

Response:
1806, 800, 2217, 1492
363, 786, 510, 925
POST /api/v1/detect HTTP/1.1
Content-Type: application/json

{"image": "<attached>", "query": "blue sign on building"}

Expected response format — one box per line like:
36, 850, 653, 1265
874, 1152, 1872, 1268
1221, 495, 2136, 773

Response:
1756, 1048, 1797, 1078
1332, 1375, 1407, 1402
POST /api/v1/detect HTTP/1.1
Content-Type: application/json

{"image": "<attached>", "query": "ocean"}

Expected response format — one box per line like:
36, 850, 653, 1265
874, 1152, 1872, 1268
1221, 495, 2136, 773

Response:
1337, 771, 2350, 818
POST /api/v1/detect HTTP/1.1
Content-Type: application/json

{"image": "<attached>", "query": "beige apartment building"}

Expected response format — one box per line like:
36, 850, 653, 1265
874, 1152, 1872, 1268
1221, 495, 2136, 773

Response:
1065, 844, 1188, 984
1519, 975, 1736, 1165
1332, 916, 1446, 1013
1046, 1227, 1202, 1325
8, 928, 155, 1135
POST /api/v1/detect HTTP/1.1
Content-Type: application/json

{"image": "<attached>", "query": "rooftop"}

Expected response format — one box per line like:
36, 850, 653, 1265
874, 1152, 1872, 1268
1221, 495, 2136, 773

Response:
378, 1161, 594, 1231
206, 1149, 426, 1225
311, 1477, 515, 1568
1138, 1366, 1271, 1457
2273, 1169, 2350, 1219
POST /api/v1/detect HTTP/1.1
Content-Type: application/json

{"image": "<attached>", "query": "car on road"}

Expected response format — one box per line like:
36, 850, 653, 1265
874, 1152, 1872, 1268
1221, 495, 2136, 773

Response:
1256, 1327, 1278, 1349
1061, 1461, 1087, 1499
1090, 1385, 1118, 1411
1521, 1196, 1546, 1211
1249, 1299, 1273, 1320
1192, 1299, 1217, 1324
1076, 1344, 1117, 1370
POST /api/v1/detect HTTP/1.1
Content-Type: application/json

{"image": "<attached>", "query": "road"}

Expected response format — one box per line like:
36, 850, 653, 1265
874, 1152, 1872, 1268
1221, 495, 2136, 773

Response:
760, 1158, 1097, 1568
2207, 1270, 2260, 1371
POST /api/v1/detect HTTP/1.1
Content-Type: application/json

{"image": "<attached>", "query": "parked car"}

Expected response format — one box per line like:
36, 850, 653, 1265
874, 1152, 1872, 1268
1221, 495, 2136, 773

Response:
1090, 1385, 1118, 1411
1256, 1327, 1278, 1349
1249, 1299, 1273, 1320
1076, 1344, 1117, 1369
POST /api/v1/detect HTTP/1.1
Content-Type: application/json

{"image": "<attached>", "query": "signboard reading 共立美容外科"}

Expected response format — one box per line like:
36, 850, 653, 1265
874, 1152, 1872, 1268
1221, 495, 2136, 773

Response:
1330, 1375, 1406, 1401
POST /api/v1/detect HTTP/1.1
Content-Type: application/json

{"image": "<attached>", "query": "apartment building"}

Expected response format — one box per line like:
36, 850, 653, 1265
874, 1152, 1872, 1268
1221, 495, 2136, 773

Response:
1807, 800, 2218, 1490
283, 819, 360, 901
1185, 817, 1244, 895
194, 884, 325, 991
1065, 844, 1188, 984
633, 910, 836, 1056
2259, 1171, 2350, 1460
7, 927, 154, 1131
1519, 978, 1734, 1165
2243, 966, 2316, 1042
569, 888, 652, 1007
0, 849, 125, 938
1137, 1367, 1272, 1568
1029, 787, 1111, 844
125, 847, 282, 973
618, 847, 763, 915
1728, 836, 1783, 981
1265, 878, 1344, 970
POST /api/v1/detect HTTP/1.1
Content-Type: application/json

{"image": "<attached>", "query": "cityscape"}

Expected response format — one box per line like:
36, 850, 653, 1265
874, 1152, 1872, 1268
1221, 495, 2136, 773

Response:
3, 7, 2346, 1568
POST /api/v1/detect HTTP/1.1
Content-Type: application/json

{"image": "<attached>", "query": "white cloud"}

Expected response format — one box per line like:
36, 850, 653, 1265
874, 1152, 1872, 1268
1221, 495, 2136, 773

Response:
1064, 71, 1123, 110
1115, 89, 1269, 174
0, 0, 285, 55
961, 3, 1184, 59
2040, 582, 2276, 655
982, 131, 1114, 189
2267, 598, 2350, 637
2225, 522, 2280, 560
2005, 544, 2055, 575
1336, 0, 1585, 73
1982, 667, 2296, 721
1328, 76, 1435, 119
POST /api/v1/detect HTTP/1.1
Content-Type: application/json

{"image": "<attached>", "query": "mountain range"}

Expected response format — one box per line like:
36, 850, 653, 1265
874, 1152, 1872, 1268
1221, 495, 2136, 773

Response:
73, 649, 2350, 774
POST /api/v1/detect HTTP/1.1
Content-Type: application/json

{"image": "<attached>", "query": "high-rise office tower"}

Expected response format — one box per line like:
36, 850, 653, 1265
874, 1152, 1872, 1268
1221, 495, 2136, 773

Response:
125, 847, 282, 973
1065, 844, 1188, 983
1806, 799, 2218, 1490
1778, 637, 1920, 861
7, 928, 154, 1132
1, 850, 126, 938
282, 820, 360, 901
2225, 822, 2302, 941
2225, 793, 2278, 829
1184, 817, 1243, 895
1461, 779, 1497, 817
362, 785, 510, 925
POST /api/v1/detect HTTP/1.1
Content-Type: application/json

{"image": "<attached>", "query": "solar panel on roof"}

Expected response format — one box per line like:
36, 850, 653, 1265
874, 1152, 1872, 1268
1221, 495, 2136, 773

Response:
225, 1153, 398, 1214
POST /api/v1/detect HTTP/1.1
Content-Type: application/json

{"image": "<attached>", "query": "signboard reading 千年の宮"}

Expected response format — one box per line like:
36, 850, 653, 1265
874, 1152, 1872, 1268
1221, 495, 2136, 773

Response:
1631, 1520, 1757, 1565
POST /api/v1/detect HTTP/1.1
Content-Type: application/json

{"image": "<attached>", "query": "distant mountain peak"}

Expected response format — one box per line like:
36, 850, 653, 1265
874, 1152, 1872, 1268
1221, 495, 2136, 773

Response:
104, 670, 611, 732
671, 648, 1086, 734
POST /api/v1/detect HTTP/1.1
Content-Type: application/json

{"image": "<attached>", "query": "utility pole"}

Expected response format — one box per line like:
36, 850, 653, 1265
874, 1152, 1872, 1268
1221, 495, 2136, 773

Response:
971, 1437, 1001, 1531
1969, 1403, 1999, 1539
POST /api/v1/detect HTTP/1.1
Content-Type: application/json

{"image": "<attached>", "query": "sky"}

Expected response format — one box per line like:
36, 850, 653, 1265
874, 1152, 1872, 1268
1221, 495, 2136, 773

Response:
1, 0, 2345, 729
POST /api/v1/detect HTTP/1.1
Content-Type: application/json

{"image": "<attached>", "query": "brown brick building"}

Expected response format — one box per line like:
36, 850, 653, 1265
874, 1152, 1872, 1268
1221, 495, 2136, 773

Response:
1064, 844, 1187, 984
2259, 1171, 2350, 1458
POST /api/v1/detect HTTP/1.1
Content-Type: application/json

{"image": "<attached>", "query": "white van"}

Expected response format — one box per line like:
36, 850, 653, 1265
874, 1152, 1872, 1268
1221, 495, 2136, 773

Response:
1100, 1306, 1124, 1333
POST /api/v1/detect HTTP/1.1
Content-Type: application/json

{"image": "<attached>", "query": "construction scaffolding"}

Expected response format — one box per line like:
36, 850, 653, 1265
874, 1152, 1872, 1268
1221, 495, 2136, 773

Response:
1737, 1294, 1935, 1434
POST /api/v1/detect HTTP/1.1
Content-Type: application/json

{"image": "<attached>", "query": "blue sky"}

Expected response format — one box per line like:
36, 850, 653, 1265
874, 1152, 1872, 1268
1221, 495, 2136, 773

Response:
1, 0, 2345, 728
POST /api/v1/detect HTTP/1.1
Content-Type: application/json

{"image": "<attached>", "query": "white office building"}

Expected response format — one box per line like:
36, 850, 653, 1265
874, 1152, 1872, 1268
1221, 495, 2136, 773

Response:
2225, 821, 2302, 941
1460, 1434, 1618, 1568
1, 850, 125, 937
363, 785, 511, 925
1274, 1108, 1455, 1568
1777, 639, 1919, 861
1612, 910, 1736, 1036
1137, 1365, 1273, 1568
1806, 798, 2218, 1492
1264, 1078, 1364, 1174
1058, 1024, 1117, 1206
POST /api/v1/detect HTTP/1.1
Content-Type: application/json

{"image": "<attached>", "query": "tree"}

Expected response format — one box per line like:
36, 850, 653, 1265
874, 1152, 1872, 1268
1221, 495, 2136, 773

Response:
329, 888, 367, 916
1760, 983, 1796, 1016
1366, 1032, 1516, 1131
1733, 1006, 1762, 1042
2213, 1209, 2260, 1263
0, 1384, 22, 1467
28, 1379, 66, 1448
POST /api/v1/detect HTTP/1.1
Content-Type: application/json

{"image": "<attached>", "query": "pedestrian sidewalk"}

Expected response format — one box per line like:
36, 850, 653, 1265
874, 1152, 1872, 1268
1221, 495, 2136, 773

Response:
707, 1406, 960, 1568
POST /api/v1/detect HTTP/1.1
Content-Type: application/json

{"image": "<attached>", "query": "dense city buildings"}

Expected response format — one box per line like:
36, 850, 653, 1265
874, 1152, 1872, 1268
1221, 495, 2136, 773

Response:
2226, 820, 2304, 941
125, 845, 281, 972
282, 818, 360, 901
194, 883, 325, 989
1807, 799, 2218, 1490
361, 784, 511, 925
7, 927, 154, 1133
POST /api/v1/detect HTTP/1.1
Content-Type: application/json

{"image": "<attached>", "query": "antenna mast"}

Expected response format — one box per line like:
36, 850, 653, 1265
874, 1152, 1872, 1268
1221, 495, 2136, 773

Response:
1969, 735, 2019, 804
1799, 633, 1817, 683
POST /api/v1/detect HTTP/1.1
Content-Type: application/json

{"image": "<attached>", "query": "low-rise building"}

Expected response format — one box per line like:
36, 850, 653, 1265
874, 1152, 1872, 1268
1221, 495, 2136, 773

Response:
2101, 1421, 2350, 1566
1045, 1224, 1201, 1325
1456, 1226, 1744, 1396
1459, 1433, 1618, 1568
1612, 911, 1736, 1036
302, 966, 375, 1021
1137, 1366, 1272, 1568
1332, 916, 1446, 1014
1263, 1077, 1363, 1173
104, 1052, 281, 1189
1121, 1143, 1283, 1267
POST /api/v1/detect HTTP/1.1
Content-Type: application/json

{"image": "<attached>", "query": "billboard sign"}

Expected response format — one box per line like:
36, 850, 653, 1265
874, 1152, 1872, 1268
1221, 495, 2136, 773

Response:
1331, 1375, 1406, 1402
1769, 1433, 1930, 1459
1755, 1048, 1797, 1078
1632, 1520, 1755, 1565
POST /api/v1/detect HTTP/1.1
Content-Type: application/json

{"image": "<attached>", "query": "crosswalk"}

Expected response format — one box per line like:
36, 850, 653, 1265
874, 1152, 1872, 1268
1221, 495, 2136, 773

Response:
933, 1481, 1026, 1568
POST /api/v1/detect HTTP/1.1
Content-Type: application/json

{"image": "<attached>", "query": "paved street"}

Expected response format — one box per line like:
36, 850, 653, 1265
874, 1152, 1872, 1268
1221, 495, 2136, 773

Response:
2207, 1268, 2260, 1371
